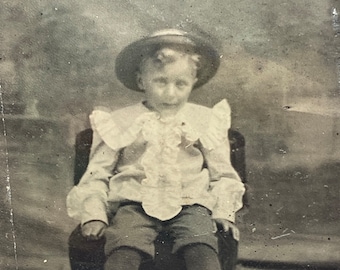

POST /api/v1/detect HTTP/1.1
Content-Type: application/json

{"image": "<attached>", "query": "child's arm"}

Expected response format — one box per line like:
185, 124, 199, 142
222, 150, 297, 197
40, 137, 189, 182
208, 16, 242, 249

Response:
203, 141, 244, 242
203, 141, 245, 223
67, 128, 120, 227
199, 100, 245, 225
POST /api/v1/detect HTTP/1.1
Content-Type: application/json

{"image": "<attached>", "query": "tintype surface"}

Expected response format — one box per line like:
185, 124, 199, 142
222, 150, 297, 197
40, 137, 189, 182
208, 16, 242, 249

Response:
1, 1, 339, 269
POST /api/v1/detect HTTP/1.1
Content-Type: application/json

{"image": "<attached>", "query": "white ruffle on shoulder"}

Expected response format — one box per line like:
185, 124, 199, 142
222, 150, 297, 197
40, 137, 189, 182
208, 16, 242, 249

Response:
88, 100, 232, 220
200, 99, 231, 150
90, 99, 231, 152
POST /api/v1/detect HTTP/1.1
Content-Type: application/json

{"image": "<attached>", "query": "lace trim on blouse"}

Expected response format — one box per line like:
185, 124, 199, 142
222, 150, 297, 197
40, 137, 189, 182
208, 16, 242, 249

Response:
89, 100, 231, 220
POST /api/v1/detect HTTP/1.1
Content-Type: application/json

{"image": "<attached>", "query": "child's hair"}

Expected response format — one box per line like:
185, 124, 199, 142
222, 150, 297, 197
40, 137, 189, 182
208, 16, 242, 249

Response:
139, 46, 201, 77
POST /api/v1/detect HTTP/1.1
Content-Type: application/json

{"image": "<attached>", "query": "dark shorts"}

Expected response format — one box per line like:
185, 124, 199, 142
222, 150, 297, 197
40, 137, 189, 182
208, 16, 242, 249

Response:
105, 204, 218, 258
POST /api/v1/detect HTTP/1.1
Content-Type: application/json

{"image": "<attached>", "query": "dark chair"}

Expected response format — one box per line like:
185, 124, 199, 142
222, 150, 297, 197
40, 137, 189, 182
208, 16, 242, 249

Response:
69, 128, 247, 270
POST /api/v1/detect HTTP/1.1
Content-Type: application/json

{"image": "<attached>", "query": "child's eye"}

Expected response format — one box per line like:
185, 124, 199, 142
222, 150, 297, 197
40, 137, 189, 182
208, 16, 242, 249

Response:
153, 78, 167, 86
176, 80, 188, 88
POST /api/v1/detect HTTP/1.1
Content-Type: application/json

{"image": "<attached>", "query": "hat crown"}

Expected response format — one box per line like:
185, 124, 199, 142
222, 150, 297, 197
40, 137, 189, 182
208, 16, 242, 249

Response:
150, 29, 187, 38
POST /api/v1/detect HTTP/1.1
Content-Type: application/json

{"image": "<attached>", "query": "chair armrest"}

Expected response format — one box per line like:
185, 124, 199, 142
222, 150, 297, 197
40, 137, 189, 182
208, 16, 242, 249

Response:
73, 128, 93, 185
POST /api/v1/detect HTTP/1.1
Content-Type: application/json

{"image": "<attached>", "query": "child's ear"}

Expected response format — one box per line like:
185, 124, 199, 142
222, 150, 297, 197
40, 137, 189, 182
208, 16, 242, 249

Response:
136, 72, 144, 90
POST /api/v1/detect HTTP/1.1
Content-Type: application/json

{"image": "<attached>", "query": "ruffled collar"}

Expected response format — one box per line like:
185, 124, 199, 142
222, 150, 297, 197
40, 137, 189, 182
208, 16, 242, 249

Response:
89, 99, 230, 152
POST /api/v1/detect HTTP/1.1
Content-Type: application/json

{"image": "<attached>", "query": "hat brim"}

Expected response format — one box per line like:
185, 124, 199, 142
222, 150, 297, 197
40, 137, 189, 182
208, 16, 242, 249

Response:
115, 34, 220, 91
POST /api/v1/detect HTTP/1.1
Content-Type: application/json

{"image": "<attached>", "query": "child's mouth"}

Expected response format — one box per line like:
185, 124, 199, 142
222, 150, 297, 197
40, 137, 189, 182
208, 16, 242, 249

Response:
162, 103, 178, 108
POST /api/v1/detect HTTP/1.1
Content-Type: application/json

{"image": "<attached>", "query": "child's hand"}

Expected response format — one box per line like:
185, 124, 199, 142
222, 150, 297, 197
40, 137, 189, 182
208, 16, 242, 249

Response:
214, 219, 240, 241
81, 220, 107, 240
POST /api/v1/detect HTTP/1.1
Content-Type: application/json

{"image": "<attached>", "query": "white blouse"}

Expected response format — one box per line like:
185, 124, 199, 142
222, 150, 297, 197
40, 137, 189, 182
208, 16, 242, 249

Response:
67, 100, 245, 225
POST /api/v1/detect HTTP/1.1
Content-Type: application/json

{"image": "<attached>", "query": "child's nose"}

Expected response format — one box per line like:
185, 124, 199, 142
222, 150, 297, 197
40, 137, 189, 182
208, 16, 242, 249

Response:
163, 84, 176, 100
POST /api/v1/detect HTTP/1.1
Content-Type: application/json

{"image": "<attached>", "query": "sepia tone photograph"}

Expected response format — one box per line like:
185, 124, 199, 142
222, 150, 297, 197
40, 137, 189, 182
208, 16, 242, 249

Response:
1, 1, 340, 269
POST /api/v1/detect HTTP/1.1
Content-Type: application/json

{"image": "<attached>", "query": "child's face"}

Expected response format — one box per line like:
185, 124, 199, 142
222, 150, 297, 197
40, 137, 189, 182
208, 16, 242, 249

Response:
137, 57, 198, 117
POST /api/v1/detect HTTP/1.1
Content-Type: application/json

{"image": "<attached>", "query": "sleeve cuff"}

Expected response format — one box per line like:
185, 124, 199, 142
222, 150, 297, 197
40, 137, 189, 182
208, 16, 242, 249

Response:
81, 197, 109, 225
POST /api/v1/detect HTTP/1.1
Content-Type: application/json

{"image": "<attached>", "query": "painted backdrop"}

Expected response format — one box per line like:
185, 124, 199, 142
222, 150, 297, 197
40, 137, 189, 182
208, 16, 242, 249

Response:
1, 0, 339, 269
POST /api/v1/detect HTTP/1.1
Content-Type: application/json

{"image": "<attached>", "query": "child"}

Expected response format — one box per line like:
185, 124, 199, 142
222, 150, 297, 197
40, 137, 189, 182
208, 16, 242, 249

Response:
67, 29, 245, 270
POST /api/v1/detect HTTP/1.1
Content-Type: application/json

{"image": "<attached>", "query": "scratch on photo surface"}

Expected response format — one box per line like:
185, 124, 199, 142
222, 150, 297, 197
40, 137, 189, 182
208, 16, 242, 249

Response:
271, 233, 291, 240
0, 85, 19, 269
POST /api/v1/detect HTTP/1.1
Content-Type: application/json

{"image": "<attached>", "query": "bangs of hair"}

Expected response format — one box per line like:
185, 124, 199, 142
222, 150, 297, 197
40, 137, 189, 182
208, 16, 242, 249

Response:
139, 46, 201, 74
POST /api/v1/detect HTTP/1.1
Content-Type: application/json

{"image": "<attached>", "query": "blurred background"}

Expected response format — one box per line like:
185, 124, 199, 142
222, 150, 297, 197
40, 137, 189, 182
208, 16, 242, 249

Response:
0, 0, 339, 269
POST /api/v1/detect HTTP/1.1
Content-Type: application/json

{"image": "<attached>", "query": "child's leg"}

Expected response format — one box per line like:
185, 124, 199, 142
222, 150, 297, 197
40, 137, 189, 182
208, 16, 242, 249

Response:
105, 247, 142, 270
104, 204, 160, 269
167, 205, 221, 270
182, 244, 221, 270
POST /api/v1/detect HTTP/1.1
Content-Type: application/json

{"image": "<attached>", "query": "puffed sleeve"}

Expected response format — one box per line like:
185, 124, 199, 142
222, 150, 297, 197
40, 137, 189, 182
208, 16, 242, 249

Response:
200, 100, 245, 223
66, 113, 120, 226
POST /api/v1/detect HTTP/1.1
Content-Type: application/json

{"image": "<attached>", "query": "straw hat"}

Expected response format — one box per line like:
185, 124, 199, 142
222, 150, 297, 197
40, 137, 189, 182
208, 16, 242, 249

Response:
115, 29, 220, 91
